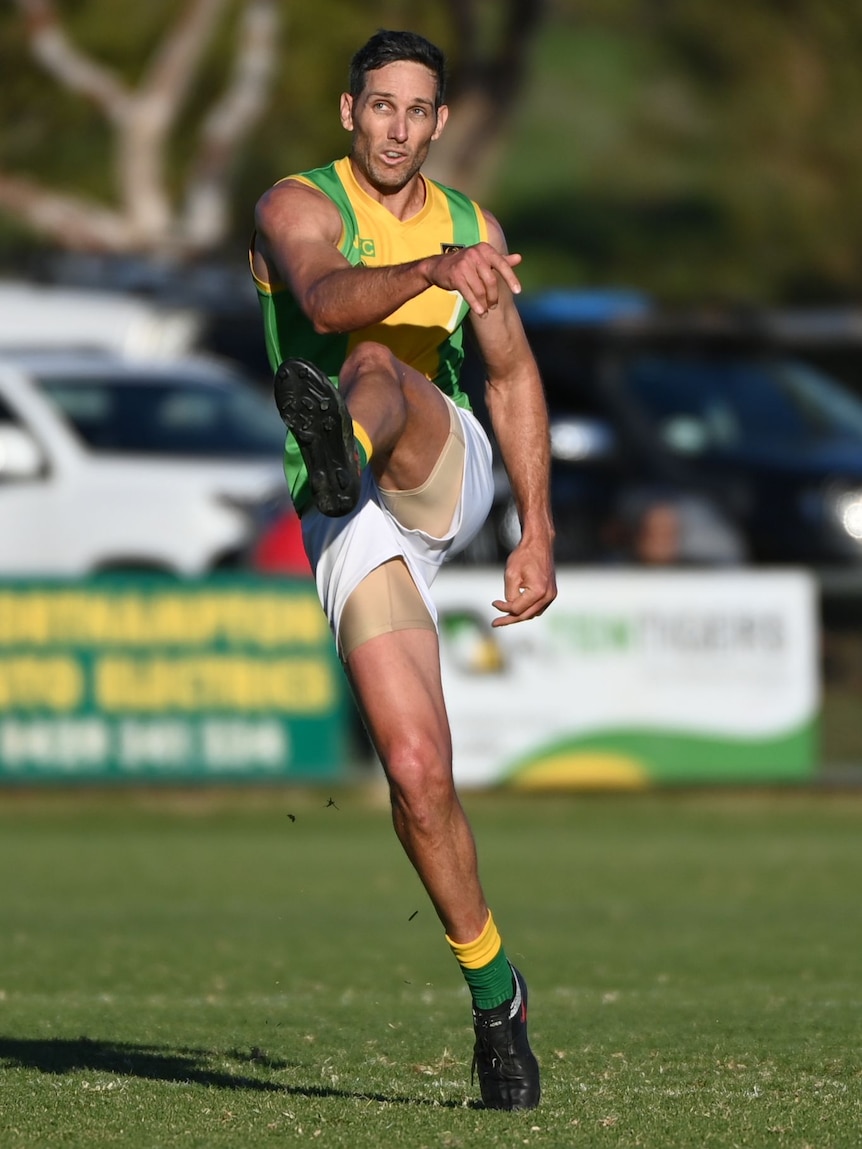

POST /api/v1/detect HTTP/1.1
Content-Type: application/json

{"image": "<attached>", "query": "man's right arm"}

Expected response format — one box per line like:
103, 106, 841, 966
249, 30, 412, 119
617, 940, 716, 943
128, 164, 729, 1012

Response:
254, 179, 522, 334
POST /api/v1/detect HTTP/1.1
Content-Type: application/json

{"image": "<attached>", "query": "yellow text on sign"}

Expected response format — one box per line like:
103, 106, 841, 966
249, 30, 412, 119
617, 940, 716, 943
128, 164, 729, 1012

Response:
0, 592, 327, 648
94, 656, 335, 713
0, 658, 84, 709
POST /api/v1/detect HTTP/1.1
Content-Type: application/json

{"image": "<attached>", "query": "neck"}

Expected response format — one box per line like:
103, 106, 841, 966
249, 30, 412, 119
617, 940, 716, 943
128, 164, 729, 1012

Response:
347, 157, 427, 221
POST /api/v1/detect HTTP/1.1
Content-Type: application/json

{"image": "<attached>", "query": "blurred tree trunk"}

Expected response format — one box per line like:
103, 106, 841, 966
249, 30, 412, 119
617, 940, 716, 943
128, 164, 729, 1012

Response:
0, 0, 278, 257
427, 0, 549, 198
0, 0, 548, 255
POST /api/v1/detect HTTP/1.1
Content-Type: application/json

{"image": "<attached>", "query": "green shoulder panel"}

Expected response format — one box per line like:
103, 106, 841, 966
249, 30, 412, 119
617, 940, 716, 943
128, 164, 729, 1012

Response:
433, 181, 484, 249
429, 181, 484, 401
300, 162, 361, 264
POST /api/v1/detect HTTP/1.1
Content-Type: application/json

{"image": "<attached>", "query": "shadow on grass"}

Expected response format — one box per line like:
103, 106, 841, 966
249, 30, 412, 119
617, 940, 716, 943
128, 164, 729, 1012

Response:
0, 1036, 475, 1108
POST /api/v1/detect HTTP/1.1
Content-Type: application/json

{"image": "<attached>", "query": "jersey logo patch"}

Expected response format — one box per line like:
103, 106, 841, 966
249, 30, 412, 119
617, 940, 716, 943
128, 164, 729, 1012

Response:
354, 237, 376, 258
441, 243, 465, 254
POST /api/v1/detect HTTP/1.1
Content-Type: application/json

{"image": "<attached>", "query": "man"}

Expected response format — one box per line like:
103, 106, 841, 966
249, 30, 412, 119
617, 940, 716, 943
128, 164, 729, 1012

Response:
250, 29, 556, 1110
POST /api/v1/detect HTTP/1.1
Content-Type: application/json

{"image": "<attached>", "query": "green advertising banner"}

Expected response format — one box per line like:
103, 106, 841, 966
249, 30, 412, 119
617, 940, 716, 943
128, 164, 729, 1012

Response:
433, 569, 820, 789
0, 577, 348, 783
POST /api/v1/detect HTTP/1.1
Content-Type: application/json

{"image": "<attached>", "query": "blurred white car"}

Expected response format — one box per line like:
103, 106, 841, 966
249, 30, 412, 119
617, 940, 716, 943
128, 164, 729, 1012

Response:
0, 280, 202, 359
0, 351, 287, 575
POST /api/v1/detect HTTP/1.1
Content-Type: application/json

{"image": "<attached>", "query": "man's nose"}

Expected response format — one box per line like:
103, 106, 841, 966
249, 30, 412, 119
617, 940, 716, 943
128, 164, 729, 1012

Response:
388, 114, 408, 142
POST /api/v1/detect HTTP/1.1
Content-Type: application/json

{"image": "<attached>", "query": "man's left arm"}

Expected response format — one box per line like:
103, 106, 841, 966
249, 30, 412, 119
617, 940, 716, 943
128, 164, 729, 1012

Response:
468, 213, 557, 626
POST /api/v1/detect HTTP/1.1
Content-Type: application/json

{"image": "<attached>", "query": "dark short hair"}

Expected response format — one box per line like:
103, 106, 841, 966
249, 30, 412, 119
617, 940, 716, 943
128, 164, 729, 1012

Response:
349, 30, 447, 109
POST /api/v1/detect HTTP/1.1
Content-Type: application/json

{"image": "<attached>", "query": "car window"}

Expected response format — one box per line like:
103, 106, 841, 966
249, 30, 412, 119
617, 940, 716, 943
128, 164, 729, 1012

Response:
35, 374, 285, 458
625, 355, 862, 455
776, 359, 862, 438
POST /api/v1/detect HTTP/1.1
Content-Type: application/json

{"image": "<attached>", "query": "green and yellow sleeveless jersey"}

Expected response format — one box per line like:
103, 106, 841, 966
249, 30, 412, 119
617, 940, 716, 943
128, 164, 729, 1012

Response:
250, 156, 487, 514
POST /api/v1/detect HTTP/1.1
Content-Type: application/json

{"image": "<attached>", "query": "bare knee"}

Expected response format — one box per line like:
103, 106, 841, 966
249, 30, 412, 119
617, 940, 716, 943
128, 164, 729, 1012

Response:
341, 341, 403, 393
385, 737, 456, 834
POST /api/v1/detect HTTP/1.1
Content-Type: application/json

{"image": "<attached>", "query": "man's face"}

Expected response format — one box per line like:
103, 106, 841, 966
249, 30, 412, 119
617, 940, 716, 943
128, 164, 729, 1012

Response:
340, 61, 448, 193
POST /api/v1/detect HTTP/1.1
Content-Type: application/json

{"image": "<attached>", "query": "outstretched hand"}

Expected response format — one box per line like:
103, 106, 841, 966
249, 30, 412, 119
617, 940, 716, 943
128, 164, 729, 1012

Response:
491, 538, 557, 627
429, 242, 522, 317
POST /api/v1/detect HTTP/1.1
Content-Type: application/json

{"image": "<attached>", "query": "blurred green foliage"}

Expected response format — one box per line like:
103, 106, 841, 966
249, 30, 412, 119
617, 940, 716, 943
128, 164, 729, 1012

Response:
1, 0, 861, 302
500, 0, 862, 302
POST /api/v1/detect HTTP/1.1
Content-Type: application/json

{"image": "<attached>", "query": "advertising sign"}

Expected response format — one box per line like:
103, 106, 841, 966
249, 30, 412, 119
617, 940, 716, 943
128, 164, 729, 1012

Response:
434, 569, 819, 788
0, 577, 347, 783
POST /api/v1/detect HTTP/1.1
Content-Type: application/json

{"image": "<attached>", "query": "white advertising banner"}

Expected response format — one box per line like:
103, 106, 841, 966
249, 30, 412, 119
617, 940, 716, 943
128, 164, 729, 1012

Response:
433, 569, 819, 788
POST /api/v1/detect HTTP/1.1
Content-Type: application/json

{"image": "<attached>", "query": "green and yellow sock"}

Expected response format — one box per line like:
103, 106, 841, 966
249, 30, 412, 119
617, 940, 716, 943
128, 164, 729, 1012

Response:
446, 911, 515, 1011
353, 420, 373, 469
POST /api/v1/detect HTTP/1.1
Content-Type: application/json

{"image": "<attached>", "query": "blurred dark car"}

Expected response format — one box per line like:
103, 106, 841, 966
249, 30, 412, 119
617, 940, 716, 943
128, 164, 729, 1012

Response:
461, 290, 862, 568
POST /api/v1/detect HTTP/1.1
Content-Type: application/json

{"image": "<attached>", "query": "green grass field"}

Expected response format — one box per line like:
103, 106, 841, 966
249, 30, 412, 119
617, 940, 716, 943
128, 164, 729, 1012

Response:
0, 787, 859, 1148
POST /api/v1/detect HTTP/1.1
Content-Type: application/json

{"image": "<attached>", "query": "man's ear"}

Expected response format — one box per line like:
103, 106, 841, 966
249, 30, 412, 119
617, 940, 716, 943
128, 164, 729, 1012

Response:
340, 92, 354, 131
431, 103, 449, 141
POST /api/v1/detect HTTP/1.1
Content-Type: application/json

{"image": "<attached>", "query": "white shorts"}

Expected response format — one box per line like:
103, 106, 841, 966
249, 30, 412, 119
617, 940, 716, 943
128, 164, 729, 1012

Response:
300, 400, 494, 639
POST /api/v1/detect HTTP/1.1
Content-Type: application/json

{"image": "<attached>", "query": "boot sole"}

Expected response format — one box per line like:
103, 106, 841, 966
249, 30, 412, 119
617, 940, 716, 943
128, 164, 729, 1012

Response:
274, 358, 360, 517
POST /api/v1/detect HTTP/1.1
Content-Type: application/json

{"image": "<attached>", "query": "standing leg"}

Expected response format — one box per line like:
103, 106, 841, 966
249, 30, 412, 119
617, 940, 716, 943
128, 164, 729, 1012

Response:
346, 625, 487, 941
344, 619, 540, 1111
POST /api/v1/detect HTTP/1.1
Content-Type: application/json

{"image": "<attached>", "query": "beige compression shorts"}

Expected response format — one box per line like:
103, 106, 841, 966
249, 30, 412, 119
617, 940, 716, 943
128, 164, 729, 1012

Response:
300, 396, 494, 659
338, 402, 465, 656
